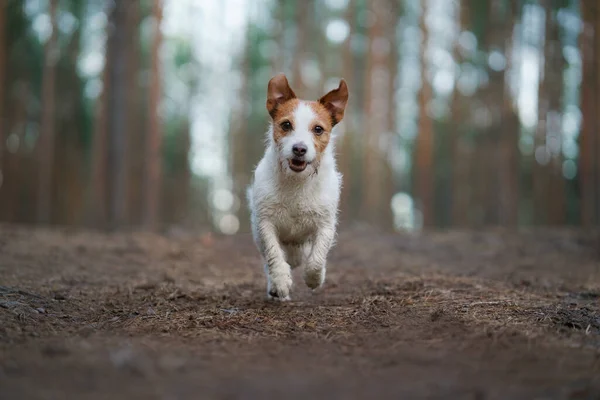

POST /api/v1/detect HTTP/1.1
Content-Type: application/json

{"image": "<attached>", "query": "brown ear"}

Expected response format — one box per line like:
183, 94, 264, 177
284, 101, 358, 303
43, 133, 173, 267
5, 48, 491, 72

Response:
266, 73, 296, 118
318, 79, 349, 126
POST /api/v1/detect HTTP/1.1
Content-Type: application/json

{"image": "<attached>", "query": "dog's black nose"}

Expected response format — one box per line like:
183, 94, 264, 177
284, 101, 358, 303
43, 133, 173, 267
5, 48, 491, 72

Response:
292, 143, 307, 156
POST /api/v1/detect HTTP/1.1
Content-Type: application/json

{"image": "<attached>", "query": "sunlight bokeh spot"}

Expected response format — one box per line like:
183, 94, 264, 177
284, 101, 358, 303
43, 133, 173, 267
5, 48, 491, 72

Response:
391, 192, 416, 232
58, 10, 78, 36
488, 50, 506, 72
433, 69, 454, 96
6, 134, 20, 155
212, 189, 234, 213
562, 159, 577, 180
534, 146, 551, 166
562, 138, 578, 160
325, 0, 350, 11
519, 134, 534, 156
219, 214, 239, 235
458, 30, 477, 56
326, 19, 350, 44
33, 13, 52, 44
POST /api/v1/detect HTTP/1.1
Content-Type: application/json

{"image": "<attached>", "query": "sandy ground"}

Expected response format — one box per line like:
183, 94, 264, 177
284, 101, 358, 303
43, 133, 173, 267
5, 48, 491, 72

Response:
1, 224, 599, 399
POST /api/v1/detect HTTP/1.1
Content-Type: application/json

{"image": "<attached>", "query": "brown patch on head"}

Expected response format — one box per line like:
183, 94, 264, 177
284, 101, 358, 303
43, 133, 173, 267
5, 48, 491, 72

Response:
267, 73, 299, 145
308, 101, 335, 156
271, 98, 300, 144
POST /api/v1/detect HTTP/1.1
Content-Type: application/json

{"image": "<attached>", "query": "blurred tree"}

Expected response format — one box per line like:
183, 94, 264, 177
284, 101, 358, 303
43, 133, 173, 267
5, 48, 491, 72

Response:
88, 17, 110, 227
0, 0, 5, 180
535, 0, 567, 225
450, 0, 470, 227
338, 0, 356, 222
414, 0, 434, 227
361, 0, 395, 227
579, 1, 598, 226
292, 0, 310, 96
499, 0, 520, 227
126, 0, 144, 226
143, 0, 164, 228
37, 0, 58, 224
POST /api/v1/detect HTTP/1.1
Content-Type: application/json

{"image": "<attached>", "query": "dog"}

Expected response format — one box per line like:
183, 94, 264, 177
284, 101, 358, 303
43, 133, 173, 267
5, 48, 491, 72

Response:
246, 73, 349, 301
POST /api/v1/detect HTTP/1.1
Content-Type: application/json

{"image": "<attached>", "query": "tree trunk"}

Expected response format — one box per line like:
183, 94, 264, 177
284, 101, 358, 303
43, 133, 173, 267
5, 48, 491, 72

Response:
231, 32, 251, 232
88, 40, 111, 227
450, 0, 469, 227
126, 1, 143, 226
37, 0, 59, 224
291, 0, 310, 95
543, 0, 566, 225
143, 0, 164, 229
499, 0, 520, 227
415, 0, 434, 227
383, 0, 399, 230
339, 0, 355, 224
596, 0, 600, 226
106, 1, 130, 228
580, 2, 596, 226
56, 0, 85, 226
0, 1, 5, 178
361, 0, 392, 226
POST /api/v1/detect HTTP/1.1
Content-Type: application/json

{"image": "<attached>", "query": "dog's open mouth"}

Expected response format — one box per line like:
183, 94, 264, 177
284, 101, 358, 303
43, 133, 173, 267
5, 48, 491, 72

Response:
288, 158, 308, 172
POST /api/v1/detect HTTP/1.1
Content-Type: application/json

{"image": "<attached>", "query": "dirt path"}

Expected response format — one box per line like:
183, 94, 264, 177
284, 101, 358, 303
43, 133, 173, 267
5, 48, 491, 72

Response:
1, 225, 599, 399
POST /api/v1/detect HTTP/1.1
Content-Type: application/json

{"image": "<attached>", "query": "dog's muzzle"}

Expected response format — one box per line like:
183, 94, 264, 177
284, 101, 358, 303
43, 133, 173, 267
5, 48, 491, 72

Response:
288, 157, 309, 172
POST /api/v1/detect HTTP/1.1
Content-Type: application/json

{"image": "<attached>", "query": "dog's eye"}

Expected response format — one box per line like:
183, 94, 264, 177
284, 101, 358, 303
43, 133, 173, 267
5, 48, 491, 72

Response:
280, 121, 292, 131
313, 125, 324, 135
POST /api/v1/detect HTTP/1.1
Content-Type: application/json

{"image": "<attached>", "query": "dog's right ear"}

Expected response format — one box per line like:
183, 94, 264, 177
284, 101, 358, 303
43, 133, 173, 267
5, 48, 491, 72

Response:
266, 74, 296, 118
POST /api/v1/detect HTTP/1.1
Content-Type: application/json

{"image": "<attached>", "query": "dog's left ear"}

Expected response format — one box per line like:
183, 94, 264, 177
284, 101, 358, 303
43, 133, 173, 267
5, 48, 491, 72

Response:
318, 79, 349, 126
266, 73, 297, 118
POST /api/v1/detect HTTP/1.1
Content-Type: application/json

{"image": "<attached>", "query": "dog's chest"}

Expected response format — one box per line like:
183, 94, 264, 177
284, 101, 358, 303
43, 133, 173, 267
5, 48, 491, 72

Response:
271, 195, 324, 243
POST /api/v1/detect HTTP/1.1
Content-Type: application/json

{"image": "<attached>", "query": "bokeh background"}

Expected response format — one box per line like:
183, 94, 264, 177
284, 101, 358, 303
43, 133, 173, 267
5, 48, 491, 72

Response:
0, 0, 598, 234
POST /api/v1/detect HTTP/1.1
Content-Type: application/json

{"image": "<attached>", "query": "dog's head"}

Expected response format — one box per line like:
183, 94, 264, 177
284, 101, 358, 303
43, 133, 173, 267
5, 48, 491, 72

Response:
266, 74, 348, 175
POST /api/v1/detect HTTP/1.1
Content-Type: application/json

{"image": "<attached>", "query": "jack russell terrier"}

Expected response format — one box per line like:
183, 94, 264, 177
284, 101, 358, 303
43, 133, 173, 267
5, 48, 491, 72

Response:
247, 73, 349, 301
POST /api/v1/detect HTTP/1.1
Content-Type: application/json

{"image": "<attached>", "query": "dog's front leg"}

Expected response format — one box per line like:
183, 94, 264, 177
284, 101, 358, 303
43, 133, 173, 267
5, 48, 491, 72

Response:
304, 223, 335, 290
257, 221, 293, 300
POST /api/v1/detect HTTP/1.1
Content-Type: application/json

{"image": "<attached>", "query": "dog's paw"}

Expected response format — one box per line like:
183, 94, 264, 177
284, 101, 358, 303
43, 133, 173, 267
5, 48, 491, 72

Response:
267, 268, 293, 300
303, 266, 325, 290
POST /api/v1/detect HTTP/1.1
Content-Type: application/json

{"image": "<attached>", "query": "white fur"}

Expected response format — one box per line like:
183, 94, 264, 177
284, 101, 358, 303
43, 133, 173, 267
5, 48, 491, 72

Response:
247, 101, 341, 301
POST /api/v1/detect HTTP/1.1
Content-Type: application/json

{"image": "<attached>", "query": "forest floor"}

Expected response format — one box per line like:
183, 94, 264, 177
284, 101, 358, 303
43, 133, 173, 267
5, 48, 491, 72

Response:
1, 224, 600, 399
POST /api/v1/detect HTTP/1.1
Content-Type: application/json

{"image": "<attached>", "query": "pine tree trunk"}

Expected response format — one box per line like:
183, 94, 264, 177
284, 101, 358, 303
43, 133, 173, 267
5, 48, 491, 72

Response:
415, 0, 434, 227
143, 0, 164, 229
88, 44, 111, 227
543, 0, 566, 225
37, 0, 58, 224
499, 0, 520, 227
126, 1, 143, 226
231, 33, 251, 232
579, 2, 596, 226
361, 0, 392, 225
292, 0, 310, 95
450, 0, 469, 227
338, 0, 355, 225
0, 1, 5, 176
383, 0, 399, 230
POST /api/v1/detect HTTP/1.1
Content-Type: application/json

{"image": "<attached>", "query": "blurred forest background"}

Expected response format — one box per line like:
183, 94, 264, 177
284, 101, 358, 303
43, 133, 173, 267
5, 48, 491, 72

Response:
0, 0, 599, 234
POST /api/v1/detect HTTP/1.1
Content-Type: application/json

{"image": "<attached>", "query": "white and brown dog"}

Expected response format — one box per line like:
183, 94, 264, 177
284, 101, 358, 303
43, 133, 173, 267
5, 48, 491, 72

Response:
247, 74, 349, 301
